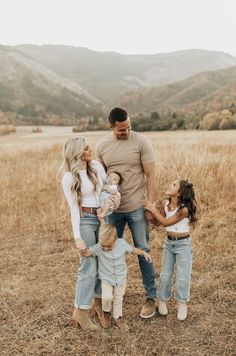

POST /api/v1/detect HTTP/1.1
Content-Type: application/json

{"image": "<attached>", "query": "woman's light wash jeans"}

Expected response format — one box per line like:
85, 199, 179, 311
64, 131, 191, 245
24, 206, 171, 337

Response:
159, 237, 192, 303
74, 212, 101, 310
107, 207, 156, 299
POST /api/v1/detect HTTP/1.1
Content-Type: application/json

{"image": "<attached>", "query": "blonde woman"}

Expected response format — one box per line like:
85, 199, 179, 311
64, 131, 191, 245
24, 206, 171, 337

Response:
61, 137, 106, 330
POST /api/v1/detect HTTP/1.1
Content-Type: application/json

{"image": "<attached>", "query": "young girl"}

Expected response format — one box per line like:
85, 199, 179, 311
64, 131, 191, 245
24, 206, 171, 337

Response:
144, 179, 197, 321
81, 223, 152, 329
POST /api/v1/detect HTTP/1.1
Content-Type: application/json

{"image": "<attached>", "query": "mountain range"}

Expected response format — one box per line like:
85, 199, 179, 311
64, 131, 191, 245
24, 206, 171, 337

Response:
116, 66, 236, 116
0, 44, 236, 125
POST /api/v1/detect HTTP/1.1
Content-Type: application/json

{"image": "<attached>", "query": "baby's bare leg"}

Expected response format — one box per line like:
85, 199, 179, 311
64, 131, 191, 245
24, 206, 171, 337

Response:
98, 199, 113, 218
112, 193, 121, 209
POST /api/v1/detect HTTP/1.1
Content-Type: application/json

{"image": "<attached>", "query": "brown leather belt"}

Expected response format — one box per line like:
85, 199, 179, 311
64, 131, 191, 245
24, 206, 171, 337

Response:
167, 235, 190, 241
81, 207, 98, 215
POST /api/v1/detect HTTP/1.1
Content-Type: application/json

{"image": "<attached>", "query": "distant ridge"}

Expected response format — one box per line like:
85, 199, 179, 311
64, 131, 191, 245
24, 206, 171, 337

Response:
116, 66, 236, 115
14, 45, 236, 100
0, 44, 236, 126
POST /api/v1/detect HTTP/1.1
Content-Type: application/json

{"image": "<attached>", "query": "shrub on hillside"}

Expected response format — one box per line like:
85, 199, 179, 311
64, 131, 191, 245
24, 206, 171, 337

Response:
72, 126, 82, 133
32, 127, 43, 133
0, 125, 16, 136
201, 109, 236, 130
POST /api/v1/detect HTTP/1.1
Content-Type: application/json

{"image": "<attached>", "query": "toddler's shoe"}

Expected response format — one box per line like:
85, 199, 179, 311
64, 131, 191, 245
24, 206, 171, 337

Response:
114, 317, 129, 331
158, 301, 168, 316
177, 302, 187, 321
101, 311, 112, 328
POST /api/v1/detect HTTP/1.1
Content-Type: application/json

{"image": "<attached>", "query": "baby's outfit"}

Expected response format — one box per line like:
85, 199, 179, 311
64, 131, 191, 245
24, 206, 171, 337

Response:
99, 183, 120, 215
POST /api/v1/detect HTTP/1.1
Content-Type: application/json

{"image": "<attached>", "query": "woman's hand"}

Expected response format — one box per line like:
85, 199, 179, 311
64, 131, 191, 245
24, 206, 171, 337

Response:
80, 248, 89, 256
75, 238, 87, 252
144, 200, 157, 214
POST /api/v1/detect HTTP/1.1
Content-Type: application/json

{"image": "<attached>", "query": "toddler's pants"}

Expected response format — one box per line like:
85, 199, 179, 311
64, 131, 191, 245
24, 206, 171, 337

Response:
101, 280, 126, 319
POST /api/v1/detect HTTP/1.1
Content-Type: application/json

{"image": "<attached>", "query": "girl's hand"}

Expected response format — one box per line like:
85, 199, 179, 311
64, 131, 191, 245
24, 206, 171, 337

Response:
144, 200, 156, 214
143, 251, 152, 262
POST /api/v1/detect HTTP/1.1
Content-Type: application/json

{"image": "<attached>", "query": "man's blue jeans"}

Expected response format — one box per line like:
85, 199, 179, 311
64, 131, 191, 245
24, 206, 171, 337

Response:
107, 207, 157, 299
159, 237, 192, 303
74, 212, 101, 310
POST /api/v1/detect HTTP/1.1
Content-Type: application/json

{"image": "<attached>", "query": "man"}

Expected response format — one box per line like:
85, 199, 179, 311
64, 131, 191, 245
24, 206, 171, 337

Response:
96, 107, 157, 318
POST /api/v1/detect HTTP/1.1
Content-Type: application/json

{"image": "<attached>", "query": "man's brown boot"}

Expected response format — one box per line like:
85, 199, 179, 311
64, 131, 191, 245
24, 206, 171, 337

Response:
140, 298, 156, 319
72, 308, 99, 330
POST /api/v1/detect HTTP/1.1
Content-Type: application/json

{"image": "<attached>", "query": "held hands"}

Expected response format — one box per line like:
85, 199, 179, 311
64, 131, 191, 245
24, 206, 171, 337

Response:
80, 248, 89, 256
144, 200, 157, 215
144, 209, 154, 223
75, 238, 87, 252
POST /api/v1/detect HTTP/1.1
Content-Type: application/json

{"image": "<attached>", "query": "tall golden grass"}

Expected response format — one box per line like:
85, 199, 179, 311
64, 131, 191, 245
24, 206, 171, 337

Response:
0, 130, 235, 355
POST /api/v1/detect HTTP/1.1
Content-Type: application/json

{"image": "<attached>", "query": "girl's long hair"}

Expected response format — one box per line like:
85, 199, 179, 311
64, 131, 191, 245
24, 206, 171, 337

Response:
177, 180, 197, 223
61, 137, 98, 208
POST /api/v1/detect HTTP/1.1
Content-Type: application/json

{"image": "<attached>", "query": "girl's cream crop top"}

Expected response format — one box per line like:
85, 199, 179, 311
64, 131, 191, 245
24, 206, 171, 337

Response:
164, 202, 189, 233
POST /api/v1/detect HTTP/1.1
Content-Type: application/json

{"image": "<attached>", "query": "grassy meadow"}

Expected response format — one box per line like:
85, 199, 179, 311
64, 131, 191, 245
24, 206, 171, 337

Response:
0, 128, 235, 355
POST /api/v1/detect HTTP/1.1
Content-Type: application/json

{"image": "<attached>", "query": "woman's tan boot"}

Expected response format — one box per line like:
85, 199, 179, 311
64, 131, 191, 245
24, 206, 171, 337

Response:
72, 308, 99, 331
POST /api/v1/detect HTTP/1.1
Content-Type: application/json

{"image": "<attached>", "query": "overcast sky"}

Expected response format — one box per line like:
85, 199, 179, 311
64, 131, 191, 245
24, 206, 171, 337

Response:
0, 0, 235, 56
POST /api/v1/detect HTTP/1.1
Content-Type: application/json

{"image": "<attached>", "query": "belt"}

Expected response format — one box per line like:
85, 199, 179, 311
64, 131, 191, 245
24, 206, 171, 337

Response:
167, 235, 190, 241
81, 207, 98, 215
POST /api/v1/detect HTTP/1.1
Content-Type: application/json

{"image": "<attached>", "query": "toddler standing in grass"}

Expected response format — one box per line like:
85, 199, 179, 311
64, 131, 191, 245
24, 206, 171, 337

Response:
81, 223, 152, 329
144, 179, 197, 321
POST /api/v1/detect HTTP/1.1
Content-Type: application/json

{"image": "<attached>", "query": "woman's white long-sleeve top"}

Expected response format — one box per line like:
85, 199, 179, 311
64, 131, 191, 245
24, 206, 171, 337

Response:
62, 160, 106, 242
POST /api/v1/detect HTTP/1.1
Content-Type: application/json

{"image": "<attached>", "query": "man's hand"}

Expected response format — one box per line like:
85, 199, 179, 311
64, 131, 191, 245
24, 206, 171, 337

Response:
144, 209, 155, 223
144, 200, 157, 215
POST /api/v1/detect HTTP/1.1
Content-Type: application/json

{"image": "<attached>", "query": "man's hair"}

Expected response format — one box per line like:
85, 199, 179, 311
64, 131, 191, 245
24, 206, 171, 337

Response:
108, 107, 129, 126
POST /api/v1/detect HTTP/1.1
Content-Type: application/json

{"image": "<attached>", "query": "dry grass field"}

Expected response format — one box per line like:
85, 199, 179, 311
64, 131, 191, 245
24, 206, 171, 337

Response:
0, 128, 235, 355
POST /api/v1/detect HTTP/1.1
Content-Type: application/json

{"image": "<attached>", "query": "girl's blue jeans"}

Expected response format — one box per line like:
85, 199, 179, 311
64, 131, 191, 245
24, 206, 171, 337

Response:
107, 207, 156, 299
74, 212, 101, 310
159, 237, 192, 303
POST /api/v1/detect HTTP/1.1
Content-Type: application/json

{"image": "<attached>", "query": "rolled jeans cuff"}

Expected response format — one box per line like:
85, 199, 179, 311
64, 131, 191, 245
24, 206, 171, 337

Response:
74, 302, 91, 310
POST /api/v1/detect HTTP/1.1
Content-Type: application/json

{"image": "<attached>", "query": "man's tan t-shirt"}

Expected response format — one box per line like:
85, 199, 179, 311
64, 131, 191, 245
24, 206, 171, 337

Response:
96, 131, 155, 212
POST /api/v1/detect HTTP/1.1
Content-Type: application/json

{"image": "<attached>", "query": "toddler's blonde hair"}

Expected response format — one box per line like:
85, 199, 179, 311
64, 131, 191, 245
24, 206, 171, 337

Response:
99, 223, 117, 245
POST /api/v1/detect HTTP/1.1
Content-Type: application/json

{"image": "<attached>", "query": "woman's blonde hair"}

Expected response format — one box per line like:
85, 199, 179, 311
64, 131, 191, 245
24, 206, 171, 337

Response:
61, 137, 98, 208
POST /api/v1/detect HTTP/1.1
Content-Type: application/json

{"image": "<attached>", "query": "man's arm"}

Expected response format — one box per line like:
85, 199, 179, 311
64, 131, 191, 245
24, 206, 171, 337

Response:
95, 142, 107, 171
143, 161, 156, 222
